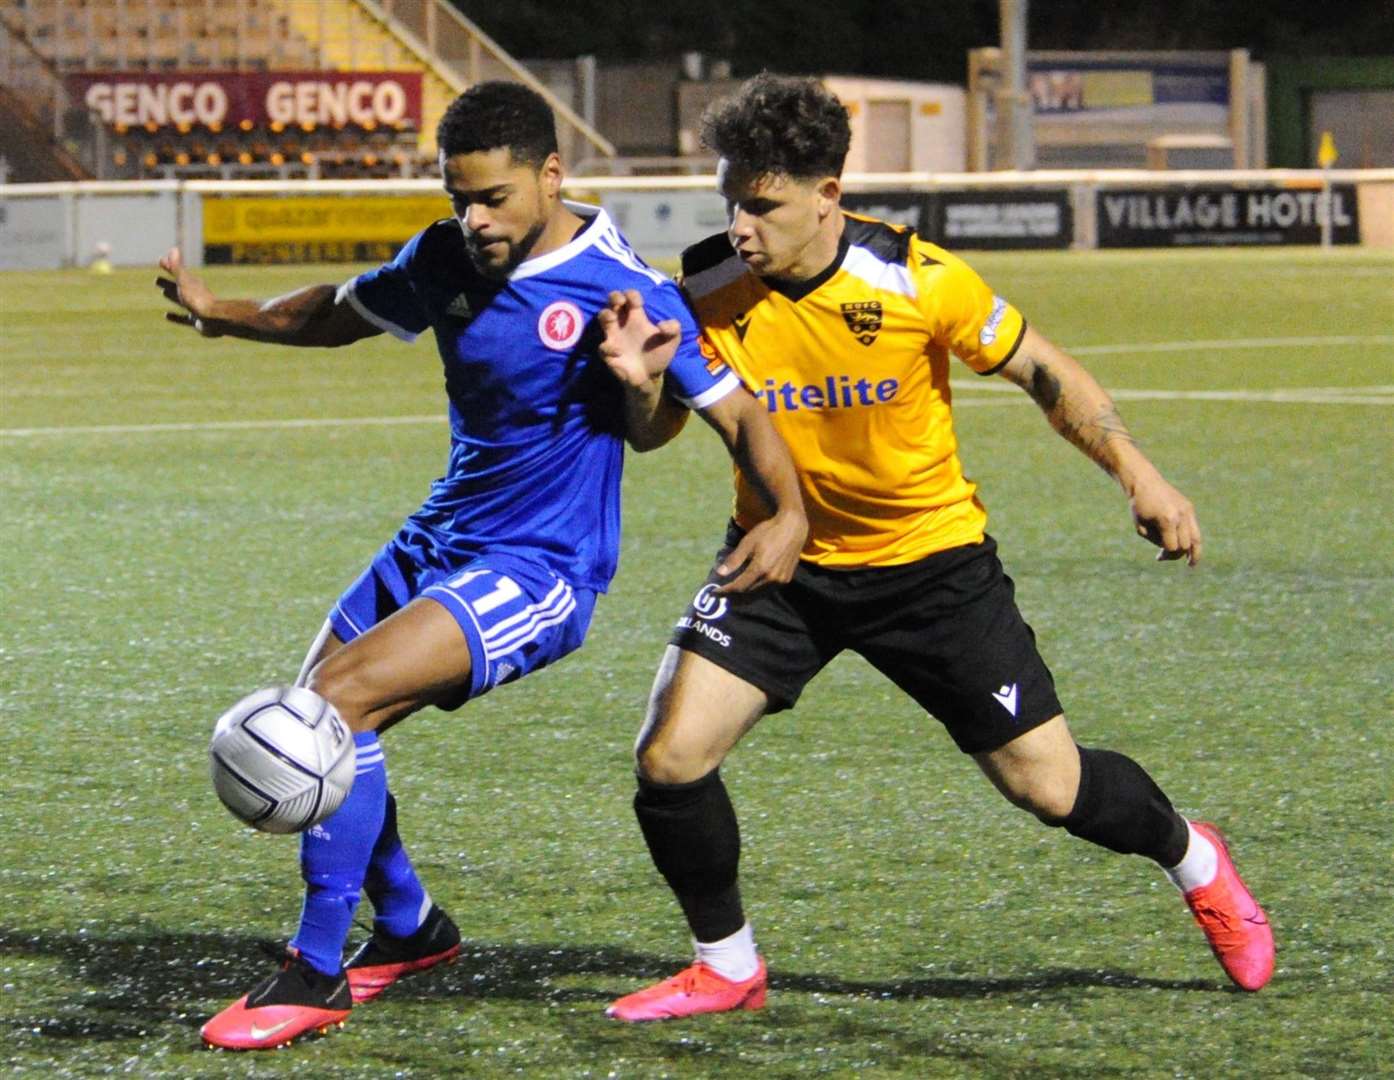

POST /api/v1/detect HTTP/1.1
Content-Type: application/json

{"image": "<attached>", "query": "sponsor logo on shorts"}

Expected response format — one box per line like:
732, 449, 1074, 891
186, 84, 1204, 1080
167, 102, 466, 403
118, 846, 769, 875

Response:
692, 583, 728, 621
538, 300, 584, 350
676, 615, 731, 648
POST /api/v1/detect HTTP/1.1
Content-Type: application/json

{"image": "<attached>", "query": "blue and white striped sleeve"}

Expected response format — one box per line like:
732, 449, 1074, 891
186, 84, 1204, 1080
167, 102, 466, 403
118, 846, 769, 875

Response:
336, 234, 432, 342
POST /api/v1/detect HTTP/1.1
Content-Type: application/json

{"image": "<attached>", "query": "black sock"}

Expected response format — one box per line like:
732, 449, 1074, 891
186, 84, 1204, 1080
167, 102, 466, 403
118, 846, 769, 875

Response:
1060, 746, 1189, 866
633, 769, 745, 942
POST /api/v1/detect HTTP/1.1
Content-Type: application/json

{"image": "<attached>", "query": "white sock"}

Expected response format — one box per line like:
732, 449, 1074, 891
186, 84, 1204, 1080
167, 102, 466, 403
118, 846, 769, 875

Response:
694, 922, 760, 982
1165, 821, 1219, 892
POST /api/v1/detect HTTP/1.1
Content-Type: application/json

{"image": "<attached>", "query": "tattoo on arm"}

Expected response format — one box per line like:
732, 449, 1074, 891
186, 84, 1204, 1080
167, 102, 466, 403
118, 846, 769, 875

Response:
1021, 357, 1137, 469
1026, 361, 1062, 412
1090, 405, 1137, 450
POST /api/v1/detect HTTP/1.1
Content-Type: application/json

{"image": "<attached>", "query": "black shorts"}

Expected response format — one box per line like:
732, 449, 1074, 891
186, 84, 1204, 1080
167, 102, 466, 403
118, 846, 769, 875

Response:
669, 524, 1062, 754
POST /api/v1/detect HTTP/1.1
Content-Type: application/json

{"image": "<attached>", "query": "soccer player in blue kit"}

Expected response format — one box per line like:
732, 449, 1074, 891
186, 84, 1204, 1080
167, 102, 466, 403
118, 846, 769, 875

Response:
156, 81, 806, 1051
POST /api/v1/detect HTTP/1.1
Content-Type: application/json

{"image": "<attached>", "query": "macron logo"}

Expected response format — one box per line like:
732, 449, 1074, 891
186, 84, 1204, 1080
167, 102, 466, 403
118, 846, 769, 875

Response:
992, 683, 1019, 717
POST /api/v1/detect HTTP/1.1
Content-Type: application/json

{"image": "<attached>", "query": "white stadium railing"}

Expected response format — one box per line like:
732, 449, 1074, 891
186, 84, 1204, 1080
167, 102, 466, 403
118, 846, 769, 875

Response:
3, 170, 1392, 270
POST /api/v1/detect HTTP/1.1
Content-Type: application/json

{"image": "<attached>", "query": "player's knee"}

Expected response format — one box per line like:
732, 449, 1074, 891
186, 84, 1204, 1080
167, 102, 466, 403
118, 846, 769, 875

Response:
635, 740, 717, 786
305, 651, 378, 732
634, 747, 699, 786
996, 769, 1078, 824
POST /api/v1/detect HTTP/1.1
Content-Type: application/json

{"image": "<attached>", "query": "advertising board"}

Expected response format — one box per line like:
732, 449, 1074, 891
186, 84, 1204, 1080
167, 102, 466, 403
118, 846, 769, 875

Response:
64, 72, 423, 130
841, 191, 1073, 249
201, 193, 445, 264
1097, 185, 1360, 246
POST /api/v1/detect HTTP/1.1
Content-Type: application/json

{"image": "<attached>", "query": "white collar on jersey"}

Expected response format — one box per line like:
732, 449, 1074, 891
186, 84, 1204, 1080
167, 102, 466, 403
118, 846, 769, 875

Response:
506, 201, 609, 282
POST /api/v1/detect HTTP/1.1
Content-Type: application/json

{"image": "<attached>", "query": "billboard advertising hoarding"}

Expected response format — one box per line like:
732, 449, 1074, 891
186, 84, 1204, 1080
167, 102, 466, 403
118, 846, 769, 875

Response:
841, 191, 1073, 250
65, 71, 423, 129
1097, 185, 1360, 246
202, 194, 445, 264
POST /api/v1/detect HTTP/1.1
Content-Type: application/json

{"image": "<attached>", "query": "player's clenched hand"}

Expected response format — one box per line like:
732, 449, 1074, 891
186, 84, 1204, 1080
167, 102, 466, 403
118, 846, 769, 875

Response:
156, 246, 221, 336
1130, 475, 1202, 566
713, 510, 807, 594
596, 289, 682, 388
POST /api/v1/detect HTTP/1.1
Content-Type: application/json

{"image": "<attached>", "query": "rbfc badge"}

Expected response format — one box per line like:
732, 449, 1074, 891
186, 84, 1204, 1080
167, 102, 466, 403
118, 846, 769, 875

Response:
538, 300, 584, 350
840, 301, 883, 346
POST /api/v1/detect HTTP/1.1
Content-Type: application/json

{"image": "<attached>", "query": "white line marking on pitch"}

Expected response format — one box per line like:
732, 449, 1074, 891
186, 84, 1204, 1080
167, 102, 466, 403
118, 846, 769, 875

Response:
1066, 334, 1394, 356
954, 382, 1394, 405
0, 415, 446, 437
5, 335, 1394, 439
954, 389, 1391, 406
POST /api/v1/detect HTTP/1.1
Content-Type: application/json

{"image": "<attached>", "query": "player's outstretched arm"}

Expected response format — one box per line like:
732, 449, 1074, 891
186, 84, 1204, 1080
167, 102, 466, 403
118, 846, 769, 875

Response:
156, 247, 380, 348
697, 390, 808, 593
597, 288, 691, 452
997, 326, 1202, 565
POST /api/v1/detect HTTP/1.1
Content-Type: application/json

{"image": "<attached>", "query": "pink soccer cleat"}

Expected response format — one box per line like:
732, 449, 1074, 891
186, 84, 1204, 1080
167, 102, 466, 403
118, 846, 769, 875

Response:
344, 904, 461, 1004
1182, 822, 1275, 991
201, 949, 351, 1050
606, 959, 768, 1022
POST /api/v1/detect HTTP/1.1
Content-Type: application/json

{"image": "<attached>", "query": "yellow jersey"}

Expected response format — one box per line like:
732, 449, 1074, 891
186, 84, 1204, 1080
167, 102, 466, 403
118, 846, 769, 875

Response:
681, 212, 1027, 568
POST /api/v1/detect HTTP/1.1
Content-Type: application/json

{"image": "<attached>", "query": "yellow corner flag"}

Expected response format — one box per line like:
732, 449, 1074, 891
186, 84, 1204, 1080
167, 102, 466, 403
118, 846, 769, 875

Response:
1317, 131, 1339, 169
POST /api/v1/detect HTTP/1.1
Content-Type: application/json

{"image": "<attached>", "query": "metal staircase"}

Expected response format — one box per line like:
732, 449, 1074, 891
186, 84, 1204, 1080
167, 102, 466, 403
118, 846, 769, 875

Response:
243, 0, 616, 159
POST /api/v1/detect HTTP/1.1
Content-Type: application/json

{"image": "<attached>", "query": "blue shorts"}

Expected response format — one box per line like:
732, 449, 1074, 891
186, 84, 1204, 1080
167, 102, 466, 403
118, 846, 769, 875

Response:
329, 538, 597, 710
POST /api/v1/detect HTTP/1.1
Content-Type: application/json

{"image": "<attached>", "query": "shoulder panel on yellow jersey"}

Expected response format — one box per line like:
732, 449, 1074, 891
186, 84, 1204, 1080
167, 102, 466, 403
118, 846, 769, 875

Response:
841, 212, 914, 265
839, 214, 918, 300
681, 233, 747, 301
681, 232, 736, 276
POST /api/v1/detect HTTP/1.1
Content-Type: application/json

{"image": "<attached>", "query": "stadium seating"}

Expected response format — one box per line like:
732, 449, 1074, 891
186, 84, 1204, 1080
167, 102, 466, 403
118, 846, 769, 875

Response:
0, 0, 459, 178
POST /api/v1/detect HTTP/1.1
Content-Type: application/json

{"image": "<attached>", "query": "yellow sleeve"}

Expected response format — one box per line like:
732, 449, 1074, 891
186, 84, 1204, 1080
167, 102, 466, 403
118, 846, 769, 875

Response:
912, 239, 1026, 374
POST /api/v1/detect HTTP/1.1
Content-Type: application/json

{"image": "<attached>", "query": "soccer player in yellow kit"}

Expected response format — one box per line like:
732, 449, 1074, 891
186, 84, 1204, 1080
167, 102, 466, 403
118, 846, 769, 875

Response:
606, 75, 1274, 1022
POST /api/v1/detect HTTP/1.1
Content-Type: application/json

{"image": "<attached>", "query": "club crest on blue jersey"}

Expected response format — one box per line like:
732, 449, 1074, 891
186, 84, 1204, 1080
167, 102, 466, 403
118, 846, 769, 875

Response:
538, 300, 585, 350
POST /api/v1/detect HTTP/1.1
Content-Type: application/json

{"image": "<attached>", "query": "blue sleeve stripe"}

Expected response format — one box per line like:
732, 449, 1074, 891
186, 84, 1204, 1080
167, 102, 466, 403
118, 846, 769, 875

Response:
680, 370, 742, 411
338, 280, 420, 343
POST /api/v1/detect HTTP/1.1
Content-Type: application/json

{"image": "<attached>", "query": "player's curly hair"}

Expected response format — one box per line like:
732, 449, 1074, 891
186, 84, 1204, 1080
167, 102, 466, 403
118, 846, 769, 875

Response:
700, 74, 851, 179
436, 81, 558, 167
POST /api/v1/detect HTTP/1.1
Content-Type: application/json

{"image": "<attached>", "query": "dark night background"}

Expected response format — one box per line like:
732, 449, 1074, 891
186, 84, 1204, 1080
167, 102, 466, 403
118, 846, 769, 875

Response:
456, 1, 1394, 81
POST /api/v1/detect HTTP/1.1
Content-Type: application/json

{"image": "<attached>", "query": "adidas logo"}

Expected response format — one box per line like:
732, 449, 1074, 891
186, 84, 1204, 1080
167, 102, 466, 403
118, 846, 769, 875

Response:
446, 293, 472, 320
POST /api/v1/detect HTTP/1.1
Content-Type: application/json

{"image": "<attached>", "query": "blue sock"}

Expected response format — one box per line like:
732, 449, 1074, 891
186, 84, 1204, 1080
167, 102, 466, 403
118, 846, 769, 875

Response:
364, 791, 431, 939
289, 731, 386, 976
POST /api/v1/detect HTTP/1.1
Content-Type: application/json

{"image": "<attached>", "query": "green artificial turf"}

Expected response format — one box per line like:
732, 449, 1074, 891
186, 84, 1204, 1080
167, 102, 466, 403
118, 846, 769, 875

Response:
2, 247, 1391, 1077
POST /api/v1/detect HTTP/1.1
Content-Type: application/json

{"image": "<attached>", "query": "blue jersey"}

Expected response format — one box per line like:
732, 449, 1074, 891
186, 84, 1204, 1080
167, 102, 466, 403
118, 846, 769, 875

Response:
340, 204, 738, 593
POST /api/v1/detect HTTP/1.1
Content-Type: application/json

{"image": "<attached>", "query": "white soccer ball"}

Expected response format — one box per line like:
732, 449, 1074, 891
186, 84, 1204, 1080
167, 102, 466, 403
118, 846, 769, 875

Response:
209, 686, 356, 834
